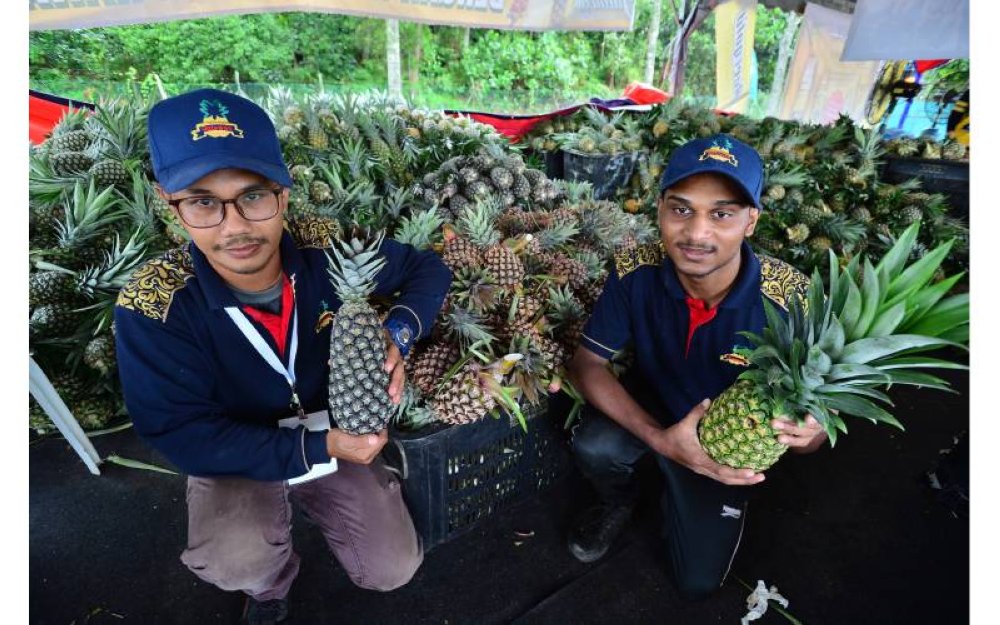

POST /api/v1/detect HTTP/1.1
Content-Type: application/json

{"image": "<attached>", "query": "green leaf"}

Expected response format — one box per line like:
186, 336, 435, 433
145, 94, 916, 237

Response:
895, 274, 964, 331
866, 301, 906, 338
838, 274, 863, 340
816, 385, 892, 405
852, 259, 881, 341
875, 221, 920, 278
840, 335, 954, 364
887, 240, 954, 302
905, 306, 970, 338
824, 394, 904, 429
816, 316, 846, 359
827, 363, 893, 383
881, 370, 955, 392
104, 455, 178, 475
872, 356, 968, 371
938, 323, 970, 344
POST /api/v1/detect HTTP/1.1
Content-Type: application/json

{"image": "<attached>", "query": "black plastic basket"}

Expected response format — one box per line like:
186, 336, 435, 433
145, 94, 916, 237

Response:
561, 149, 639, 200
882, 156, 969, 220
385, 400, 570, 551
542, 149, 565, 180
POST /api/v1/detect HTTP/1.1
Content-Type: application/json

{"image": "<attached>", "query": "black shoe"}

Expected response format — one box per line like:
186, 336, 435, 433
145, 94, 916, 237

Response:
241, 597, 288, 625
567, 502, 634, 563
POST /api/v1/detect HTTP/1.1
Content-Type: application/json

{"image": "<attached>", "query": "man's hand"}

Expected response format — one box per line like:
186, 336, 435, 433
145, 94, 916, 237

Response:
383, 331, 406, 405
648, 398, 766, 486
772, 414, 827, 454
326, 428, 388, 465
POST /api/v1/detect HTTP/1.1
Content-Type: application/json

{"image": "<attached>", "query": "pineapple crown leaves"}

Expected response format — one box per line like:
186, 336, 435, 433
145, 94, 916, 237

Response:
738, 223, 968, 444
199, 99, 229, 119
441, 305, 496, 350
456, 200, 502, 248
451, 266, 501, 313
322, 232, 388, 303
75, 229, 152, 299
765, 162, 809, 189
393, 208, 444, 251
56, 179, 126, 248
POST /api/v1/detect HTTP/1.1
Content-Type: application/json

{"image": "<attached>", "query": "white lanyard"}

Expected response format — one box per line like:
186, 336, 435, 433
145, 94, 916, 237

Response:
224, 297, 305, 418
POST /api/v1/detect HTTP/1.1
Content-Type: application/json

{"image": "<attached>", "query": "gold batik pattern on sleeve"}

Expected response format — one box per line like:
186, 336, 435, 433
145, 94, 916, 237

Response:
613, 242, 664, 279
758, 254, 810, 311
284, 215, 342, 250
115, 247, 194, 323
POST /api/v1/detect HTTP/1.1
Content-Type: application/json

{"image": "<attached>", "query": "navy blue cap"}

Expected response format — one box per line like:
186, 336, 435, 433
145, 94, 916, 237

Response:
658, 134, 764, 208
147, 88, 292, 193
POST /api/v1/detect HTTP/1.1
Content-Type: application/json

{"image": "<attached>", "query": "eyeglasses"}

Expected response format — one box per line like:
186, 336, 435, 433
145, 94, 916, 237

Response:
167, 187, 284, 229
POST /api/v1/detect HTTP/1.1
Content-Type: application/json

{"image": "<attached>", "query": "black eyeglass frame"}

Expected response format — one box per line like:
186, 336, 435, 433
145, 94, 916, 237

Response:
166, 187, 285, 229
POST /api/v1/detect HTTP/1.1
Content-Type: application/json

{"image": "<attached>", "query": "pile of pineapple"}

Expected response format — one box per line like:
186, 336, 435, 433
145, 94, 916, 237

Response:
524, 100, 970, 278
393, 181, 660, 430
882, 136, 968, 161
29, 96, 173, 433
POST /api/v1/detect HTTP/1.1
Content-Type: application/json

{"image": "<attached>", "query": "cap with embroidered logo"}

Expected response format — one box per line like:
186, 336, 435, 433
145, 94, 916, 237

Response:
147, 88, 292, 193
658, 134, 765, 208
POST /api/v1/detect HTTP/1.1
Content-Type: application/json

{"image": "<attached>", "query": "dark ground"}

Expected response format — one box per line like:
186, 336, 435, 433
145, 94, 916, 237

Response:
30, 369, 970, 625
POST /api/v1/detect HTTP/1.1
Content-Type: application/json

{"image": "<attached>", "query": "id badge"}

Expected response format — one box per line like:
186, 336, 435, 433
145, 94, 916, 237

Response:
278, 409, 338, 485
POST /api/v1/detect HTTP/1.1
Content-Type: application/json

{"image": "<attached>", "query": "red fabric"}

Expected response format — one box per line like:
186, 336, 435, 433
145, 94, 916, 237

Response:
623, 82, 670, 105
240, 274, 293, 359
447, 104, 581, 142
684, 296, 718, 358
29, 91, 95, 144
915, 59, 949, 74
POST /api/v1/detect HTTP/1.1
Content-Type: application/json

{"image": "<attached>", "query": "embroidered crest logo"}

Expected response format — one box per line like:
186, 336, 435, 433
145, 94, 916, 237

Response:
191, 100, 245, 141
699, 138, 738, 167
720, 345, 752, 367
315, 301, 334, 333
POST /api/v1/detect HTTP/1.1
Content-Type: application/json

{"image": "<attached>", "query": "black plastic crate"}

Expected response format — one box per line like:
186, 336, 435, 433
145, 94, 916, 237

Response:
542, 149, 565, 180
385, 400, 570, 551
562, 149, 639, 200
882, 156, 969, 220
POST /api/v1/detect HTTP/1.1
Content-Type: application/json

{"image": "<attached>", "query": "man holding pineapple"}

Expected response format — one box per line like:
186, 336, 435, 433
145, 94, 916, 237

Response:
566, 134, 827, 600
114, 89, 451, 625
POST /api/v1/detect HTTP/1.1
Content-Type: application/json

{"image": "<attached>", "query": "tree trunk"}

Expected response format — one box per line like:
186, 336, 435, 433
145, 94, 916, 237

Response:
644, 0, 663, 84
766, 11, 802, 117
386, 19, 402, 100
659, 0, 716, 98
409, 23, 423, 87
463, 27, 471, 51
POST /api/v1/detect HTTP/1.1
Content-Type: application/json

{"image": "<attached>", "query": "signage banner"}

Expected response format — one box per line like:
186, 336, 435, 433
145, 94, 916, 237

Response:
29, 0, 636, 32
779, 2, 881, 125
714, 0, 757, 114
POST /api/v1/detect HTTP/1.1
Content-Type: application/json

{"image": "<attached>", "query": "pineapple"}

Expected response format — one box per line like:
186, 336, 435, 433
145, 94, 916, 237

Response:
90, 159, 130, 187
324, 233, 394, 435
83, 334, 117, 374
547, 285, 588, 352
441, 223, 482, 272
786, 224, 810, 244
429, 361, 495, 425
29, 270, 76, 307
698, 222, 968, 470
899, 205, 923, 224
393, 208, 444, 252
451, 266, 501, 314
462, 199, 525, 289
409, 341, 460, 396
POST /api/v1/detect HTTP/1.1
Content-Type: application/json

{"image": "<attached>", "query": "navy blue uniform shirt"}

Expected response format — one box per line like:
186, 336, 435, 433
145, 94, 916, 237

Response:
580, 241, 809, 424
114, 224, 452, 481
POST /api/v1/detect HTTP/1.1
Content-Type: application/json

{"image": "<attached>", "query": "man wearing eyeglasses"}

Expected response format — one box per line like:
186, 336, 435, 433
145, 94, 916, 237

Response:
114, 89, 451, 625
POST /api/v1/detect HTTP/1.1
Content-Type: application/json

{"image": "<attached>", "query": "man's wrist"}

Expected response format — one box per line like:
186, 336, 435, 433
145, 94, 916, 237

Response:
383, 318, 415, 357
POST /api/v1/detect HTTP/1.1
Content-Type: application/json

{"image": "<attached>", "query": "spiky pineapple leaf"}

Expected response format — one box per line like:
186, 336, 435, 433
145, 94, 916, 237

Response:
867, 301, 907, 338
885, 240, 953, 304
823, 393, 902, 429
839, 335, 955, 365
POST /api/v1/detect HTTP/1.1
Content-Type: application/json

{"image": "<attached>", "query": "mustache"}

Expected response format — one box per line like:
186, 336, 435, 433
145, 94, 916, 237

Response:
215, 236, 267, 252
677, 242, 716, 252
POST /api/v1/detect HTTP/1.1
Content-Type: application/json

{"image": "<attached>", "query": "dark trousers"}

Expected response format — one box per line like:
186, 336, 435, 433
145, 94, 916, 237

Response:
571, 403, 750, 600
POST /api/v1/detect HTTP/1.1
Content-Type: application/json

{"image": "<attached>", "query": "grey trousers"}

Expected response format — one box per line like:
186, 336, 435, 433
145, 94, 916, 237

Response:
180, 459, 423, 601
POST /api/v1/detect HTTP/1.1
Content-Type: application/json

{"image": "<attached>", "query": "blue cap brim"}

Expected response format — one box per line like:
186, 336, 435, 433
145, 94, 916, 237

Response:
157, 152, 293, 193
659, 162, 761, 209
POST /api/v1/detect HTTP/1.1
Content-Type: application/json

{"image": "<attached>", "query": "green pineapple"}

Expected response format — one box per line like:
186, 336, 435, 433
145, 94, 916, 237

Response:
29, 270, 76, 307
83, 334, 117, 375
50, 151, 94, 176
90, 159, 130, 187
698, 222, 968, 470
786, 224, 810, 244
899, 205, 924, 224
324, 233, 394, 435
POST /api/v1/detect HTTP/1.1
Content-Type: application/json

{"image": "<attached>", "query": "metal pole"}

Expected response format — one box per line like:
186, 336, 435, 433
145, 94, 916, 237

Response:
29, 357, 102, 475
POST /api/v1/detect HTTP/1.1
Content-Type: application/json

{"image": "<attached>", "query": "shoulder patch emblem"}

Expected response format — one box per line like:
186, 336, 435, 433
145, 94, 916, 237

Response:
758, 254, 810, 311
613, 242, 663, 278
116, 247, 194, 323
285, 215, 342, 250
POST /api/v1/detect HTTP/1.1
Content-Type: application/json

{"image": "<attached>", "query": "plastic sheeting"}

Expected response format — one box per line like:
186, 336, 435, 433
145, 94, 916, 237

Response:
842, 0, 968, 61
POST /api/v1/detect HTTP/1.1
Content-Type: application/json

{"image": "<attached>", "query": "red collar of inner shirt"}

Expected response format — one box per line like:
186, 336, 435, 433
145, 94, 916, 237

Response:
240, 273, 293, 360
684, 295, 718, 358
